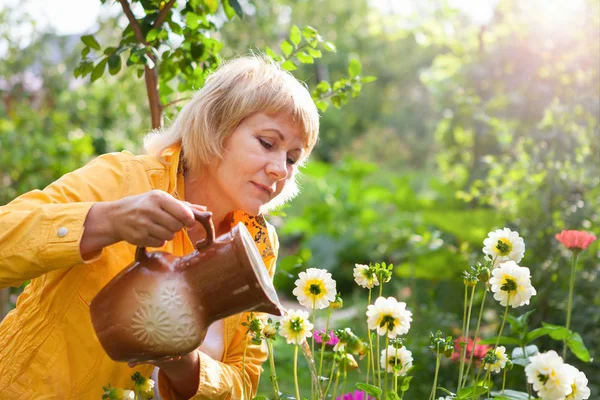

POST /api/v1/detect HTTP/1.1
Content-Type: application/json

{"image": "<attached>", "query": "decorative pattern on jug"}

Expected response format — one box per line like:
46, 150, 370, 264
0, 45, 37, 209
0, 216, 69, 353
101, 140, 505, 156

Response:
130, 279, 200, 351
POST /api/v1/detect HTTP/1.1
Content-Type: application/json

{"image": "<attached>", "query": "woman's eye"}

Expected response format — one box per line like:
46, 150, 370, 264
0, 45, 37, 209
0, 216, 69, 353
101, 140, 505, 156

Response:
259, 138, 273, 149
287, 157, 297, 165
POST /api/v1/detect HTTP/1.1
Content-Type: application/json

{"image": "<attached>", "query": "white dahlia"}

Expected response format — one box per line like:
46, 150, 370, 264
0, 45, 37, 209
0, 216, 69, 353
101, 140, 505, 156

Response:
525, 351, 575, 400
292, 268, 337, 309
483, 346, 508, 373
483, 227, 525, 267
564, 365, 591, 400
380, 345, 413, 376
489, 261, 536, 308
366, 296, 413, 338
353, 263, 379, 289
279, 309, 314, 345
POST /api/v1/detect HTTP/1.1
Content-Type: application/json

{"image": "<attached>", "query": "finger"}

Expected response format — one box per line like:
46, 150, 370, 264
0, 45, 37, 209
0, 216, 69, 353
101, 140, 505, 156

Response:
157, 196, 195, 228
147, 222, 178, 242
149, 209, 186, 234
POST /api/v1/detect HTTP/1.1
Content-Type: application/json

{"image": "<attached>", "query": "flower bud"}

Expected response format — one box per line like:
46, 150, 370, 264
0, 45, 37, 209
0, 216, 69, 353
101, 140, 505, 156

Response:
262, 323, 277, 339
343, 353, 358, 370
506, 359, 514, 371
477, 267, 491, 283
464, 275, 478, 287
131, 372, 155, 399
330, 294, 343, 309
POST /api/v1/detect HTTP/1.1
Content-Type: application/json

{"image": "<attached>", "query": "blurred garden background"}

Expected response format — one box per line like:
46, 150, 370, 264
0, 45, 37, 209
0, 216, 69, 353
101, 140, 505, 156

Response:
1, 0, 599, 398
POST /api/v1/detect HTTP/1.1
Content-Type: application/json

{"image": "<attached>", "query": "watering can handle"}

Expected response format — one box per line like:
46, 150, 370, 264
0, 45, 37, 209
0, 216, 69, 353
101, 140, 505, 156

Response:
134, 210, 215, 261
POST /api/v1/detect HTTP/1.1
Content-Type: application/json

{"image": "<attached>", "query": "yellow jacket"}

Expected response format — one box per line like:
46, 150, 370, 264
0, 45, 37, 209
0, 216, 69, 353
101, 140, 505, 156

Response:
0, 146, 278, 399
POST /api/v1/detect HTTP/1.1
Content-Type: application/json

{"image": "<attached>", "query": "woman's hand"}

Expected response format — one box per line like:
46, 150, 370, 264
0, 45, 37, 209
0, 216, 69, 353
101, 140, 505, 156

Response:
129, 352, 200, 399
108, 190, 204, 248
81, 190, 206, 258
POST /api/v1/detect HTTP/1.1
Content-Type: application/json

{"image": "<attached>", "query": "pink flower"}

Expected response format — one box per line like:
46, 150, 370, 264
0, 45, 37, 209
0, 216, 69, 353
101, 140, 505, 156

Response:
314, 330, 339, 346
336, 390, 375, 400
450, 337, 490, 364
555, 230, 596, 251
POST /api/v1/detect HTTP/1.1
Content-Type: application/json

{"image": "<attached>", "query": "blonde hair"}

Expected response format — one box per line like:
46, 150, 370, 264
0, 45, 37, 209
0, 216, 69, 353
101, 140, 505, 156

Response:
144, 54, 320, 173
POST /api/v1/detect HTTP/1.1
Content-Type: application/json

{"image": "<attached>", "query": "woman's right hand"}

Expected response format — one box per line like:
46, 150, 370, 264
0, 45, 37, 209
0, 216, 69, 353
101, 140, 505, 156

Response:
81, 190, 205, 258
109, 190, 204, 248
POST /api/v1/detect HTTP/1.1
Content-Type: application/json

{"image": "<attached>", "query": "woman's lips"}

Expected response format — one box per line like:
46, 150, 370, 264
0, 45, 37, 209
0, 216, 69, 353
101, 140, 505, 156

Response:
251, 182, 273, 197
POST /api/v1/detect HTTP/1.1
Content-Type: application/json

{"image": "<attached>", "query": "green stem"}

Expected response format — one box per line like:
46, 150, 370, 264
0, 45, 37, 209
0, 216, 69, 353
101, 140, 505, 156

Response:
462, 286, 488, 388
473, 364, 484, 400
501, 368, 507, 395
324, 363, 336, 398
376, 283, 383, 388
428, 352, 441, 400
294, 345, 301, 400
459, 284, 477, 390
366, 288, 373, 386
342, 362, 347, 396
318, 307, 331, 391
564, 252, 579, 359
267, 339, 279, 399
457, 284, 469, 390
331, 368, 341, 400
311, 301, 316, 400
384, 336, 389, 397
494, 299, 510, 349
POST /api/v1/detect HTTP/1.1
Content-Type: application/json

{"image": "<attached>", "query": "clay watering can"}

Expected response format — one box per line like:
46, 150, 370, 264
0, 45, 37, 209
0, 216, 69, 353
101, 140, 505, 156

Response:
90, 210, 283, 363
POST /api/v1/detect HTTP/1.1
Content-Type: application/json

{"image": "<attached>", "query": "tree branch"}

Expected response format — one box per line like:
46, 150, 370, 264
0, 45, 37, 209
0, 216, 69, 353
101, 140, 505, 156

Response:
164, 97, 192, 109
154, 0, 177, 28
118, 0, 147, 44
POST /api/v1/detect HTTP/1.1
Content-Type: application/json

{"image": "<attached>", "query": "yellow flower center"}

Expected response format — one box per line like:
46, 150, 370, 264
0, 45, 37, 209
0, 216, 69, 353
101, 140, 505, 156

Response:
501, 277, 517, 292
304, 279, 326, 298
495, 238, 513, 256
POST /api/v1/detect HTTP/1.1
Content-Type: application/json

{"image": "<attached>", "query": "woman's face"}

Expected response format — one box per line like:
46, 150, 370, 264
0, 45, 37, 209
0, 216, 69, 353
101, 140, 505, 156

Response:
199, 112, 306, 216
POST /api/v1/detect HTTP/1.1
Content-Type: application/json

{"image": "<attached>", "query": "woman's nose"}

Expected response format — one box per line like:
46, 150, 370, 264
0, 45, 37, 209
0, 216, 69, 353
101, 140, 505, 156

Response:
266, 154, 288, 180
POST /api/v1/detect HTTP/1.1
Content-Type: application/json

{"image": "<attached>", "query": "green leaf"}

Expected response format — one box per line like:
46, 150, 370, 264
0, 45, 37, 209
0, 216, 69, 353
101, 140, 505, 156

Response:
81, 46, 90, 58
361, 75, 377, 83
302, 25, 318, 40
280, 40, 293, 58
356, 382, 382, 399
323, 41, 336, 52
91, 58, 108, 82
490, 389, 533, 399
205, 0, 218, 13
290, 25, 301, 46
307, 47, 322, 58
400, 375, 412, 392
296, 52, 313, 64
222, 0, 235, 20
81, 35, 101, 51
348, 59, 362, 77
566, 333, 591, 362
281, 60, 297, 71
385, 393, 400, 400
524, 327, 556, 344
478, 336, 521, 346
146, 28, 160, 42
316, 81, 331, 94
229, 0, 243, 17
511, 345, 539, 366
252, 397, 268, 400
265, 46, 276, 59
541, 322, 571, 341
107, 54, 121, 75
315, 100, 328, 113
186, 12, 201, 30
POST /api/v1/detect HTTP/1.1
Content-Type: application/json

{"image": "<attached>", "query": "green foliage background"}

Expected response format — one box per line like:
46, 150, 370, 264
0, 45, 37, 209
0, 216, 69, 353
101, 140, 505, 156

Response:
1, 0, 598, 398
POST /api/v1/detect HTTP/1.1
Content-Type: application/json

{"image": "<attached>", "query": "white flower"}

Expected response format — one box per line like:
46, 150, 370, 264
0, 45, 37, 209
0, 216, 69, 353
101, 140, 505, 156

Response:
380, 345, 413, 376
565, 365, 591, 400
438, 398, 453, 400
292, 268, 337, 309
279, 309, 314, 345
483, 346, 508, 373
366, 296, 413, 338
489, 261, 536, 308
525, 351, 575, 399
483, 227, 525, 267
353, 263, 379, 289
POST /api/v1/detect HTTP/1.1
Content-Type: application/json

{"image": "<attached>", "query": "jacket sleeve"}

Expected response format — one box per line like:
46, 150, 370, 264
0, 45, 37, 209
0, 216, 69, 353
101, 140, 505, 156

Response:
158, 229, 280, 400
0, 152, 132, 288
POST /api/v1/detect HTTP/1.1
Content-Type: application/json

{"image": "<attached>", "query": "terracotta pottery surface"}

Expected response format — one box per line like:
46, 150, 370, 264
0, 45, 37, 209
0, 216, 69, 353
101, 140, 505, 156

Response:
90, 211, 282, 363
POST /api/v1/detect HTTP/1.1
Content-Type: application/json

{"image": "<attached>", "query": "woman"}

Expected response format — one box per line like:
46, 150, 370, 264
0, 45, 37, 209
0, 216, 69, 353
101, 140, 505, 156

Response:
0, 55, 320, 399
